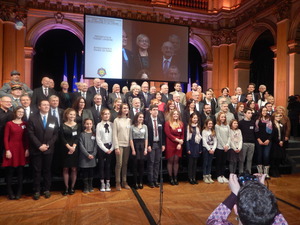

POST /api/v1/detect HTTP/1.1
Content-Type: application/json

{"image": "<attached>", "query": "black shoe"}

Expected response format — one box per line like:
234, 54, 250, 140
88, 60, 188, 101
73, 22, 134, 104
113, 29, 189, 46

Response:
62, 189, 69, 196
33, 192, 40, 200
169, 177, 175, 186
193, 179, 198, 184
154, 182, 160, 188
8, 194, 15, 200
133, 184, 139, 189
174, 177, 179, 185
69, 188, 75, 195
189, 179, 194, 185
148, 182, 155, 188
44, 191, 51, 198
139, 183, 144, 189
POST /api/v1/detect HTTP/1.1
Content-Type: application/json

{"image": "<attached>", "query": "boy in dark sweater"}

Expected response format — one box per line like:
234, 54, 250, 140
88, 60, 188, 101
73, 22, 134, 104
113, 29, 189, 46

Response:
238, 108, 256, 174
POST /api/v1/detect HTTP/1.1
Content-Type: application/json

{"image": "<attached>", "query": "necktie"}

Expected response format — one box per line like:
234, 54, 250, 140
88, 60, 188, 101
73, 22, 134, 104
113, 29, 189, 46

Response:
97, 105, 100, 113
25, 108, 29, 121
154, 120, 158, 137
144, 93, 148, 102
97, 89, 100, 95
53, 109, 56, 117
163, 59, 169, 73
44, 88, 48, 97
82, 92, 86, 99
104, 123, 110, 133
43, 115, 47, 128
123, 48, 128, 65
176, 103, 180, 112
116, 93, 120, 98
135, 108, 138, 113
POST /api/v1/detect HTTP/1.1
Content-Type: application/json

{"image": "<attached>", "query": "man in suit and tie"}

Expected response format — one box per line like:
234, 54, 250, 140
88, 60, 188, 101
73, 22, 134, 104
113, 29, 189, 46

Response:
228, 95, 238, 114
192, 91, 204, 113
10, 85, 23, 110
145, 104, 165, 188
49, 95, 64, 127
129, 97, 144, 121
202, 90, 217, 115
258, 84, 267, 101
246, 83, 259, 103
173, 93, 185, 119
31, 77, 56, 107
87, 78, 107, 108
235, 87, 246, 103
90, 94, 106, 125
72, 83, 92, 106
107, 84, 125, 110
170, 82, 186, 106
140, 81, 152, 109
160, 84, 173, 104
20, 95, 37, 121
27, 100, 59, 200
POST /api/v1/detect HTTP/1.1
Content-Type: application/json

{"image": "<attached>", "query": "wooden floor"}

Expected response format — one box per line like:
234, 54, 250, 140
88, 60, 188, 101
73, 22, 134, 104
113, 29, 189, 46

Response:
0, 174, 299, 225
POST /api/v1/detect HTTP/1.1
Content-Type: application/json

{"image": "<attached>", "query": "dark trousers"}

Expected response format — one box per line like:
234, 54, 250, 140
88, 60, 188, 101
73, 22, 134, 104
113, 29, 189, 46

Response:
215, 149, 227, 177
147, 143, 161, 183
188, 157, 198, 179
203, 148, 214, 175
6, 166, 23, 195
99, 150, 112, 180
256, 142, 272, 166
132, 139, 145, 184
31, 153, 53, 193
82, 168, 94, 179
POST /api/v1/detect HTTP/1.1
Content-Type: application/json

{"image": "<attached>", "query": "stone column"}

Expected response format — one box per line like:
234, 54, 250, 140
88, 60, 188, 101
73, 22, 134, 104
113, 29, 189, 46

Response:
0, 20, 3, 85
3, 22, 16, 84
202, 61, 213, 91
24, 47, 34, 88
233, 59, 252, 92
288, 41, 300, 96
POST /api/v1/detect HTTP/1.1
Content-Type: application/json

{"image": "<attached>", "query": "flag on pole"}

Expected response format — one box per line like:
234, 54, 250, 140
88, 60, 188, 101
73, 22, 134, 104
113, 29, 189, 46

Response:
72, 54, 78, 92
63, 53, 68, 82
80, 52, 84, 83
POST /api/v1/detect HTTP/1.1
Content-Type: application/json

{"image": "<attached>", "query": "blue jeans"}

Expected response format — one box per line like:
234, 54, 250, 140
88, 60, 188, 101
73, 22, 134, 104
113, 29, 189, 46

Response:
202, 148, 214, 175
256, 142, 272, 166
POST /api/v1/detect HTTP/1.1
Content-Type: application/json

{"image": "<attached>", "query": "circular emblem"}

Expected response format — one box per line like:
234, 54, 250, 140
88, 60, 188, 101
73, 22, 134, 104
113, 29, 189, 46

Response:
97, 68, 106, 77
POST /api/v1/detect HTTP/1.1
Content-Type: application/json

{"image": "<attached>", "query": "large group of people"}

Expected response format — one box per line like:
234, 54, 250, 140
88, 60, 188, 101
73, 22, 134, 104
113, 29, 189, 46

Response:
0, 70, 299, 203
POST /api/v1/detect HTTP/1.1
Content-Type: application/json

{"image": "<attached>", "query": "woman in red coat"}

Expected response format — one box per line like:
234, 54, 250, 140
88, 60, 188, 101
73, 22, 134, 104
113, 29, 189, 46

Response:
3, 106, 29, 200
164, 109, 184, 185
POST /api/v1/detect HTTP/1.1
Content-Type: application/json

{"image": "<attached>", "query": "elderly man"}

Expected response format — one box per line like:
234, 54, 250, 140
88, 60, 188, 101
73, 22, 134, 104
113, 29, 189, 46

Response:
107, 84, 125, 110
170, 82, 186, 106
215, 103, 235, 123
228, 95, 238, 114
87, 78, 107, 108
31, 77, 56, 107
90, 94, 106, 125
0, 70, 33, 98
0, 96, 14, 161
140, 81, 152, 109
160, 84, 173, 104
235, 87, 246, 103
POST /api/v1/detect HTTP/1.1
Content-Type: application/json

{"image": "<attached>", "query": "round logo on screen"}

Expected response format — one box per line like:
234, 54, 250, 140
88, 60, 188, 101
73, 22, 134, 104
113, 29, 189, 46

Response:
97, 68, 106, 77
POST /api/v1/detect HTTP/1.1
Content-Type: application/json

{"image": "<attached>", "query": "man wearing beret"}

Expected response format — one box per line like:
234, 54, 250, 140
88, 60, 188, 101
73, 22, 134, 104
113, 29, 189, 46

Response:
0, 70, 33, 98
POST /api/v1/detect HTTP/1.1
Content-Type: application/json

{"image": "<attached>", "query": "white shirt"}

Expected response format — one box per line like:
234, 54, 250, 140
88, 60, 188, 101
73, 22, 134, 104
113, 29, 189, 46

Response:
96, 121, 114, 153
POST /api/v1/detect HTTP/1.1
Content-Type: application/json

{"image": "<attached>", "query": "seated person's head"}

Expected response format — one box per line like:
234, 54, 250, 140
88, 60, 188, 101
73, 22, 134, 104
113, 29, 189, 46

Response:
237, 181, 278, 225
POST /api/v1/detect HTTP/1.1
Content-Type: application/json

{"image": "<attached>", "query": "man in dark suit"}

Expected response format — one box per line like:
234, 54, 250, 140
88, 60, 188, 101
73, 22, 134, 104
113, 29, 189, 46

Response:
107, 84, 125, 110
72, 83, 93, 107
228, 95, 238, 114
20, 95, 37, 121
90, 94, 106, 125
31, 77, 56, 107
160, 84, 173, 104
49, 95, 64, 127
27, 100, 59, 200
235, 87, 246, 103
173, 93, 185, 119
140, 81, 152, 109
246, 83, 259, 103
129, 97, 144, 121
145, 104, 165, 188
192, 91, 204, 113
122, 30, 134, 78
87, 78, 107, 108
202, 90, 217, 115
200, 104, 216, 128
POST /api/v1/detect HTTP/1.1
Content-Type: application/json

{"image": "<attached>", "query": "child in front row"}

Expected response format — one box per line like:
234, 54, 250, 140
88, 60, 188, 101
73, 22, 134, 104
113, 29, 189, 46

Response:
202, 119, 217, 184
228, 119, 243, 174
79, 118, 98, 193
186, 113, 202, 185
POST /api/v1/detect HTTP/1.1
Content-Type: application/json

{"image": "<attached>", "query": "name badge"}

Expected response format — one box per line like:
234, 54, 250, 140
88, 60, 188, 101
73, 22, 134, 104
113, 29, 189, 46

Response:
91, 136, 95, 140
49, 123, 55, 128
72, 131, 77, 136
21, 125, 26, 129
178, 129, 182, 132
250, 126, 254, 129
140, 128, 145, 133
